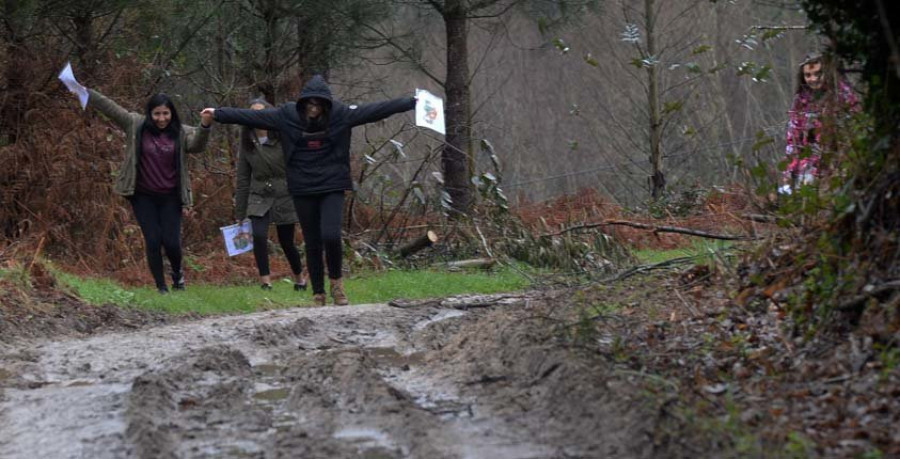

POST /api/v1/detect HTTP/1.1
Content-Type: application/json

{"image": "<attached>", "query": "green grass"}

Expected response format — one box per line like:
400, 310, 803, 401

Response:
54, 266, 531, 315
632, 240, 733, 265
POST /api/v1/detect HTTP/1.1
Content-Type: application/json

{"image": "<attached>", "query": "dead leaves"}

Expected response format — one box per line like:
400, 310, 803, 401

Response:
581, 270, 900, 456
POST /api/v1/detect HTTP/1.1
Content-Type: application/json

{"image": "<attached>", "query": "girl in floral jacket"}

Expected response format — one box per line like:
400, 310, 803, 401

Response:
784, 53, 860, 187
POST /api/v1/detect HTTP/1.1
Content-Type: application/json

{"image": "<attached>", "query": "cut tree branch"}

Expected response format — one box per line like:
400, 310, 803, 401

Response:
432, 258, 496, 269
397, 230, 439, 258
837, 280, 900, 311
542, 219, 756, 241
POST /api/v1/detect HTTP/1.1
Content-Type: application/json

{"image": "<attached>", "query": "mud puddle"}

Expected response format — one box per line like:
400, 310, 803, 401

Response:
1, 293, 658, 458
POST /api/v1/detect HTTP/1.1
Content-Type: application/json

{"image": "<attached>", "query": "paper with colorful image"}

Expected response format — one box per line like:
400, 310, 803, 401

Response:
415, 89, 445, 135
220, 220, 254, 257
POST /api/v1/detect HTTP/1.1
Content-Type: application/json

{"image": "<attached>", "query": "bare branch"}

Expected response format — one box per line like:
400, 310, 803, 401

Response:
542, 219, 757, 241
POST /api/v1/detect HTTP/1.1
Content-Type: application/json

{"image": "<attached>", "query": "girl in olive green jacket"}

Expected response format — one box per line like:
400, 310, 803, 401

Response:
88, 89, 212, 293
236, 99, 307, 290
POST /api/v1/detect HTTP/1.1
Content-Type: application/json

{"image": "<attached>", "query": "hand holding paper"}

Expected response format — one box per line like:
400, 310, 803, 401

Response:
415, 89, 445, 135
220, 220, 254, 257
58, 62, 90, 110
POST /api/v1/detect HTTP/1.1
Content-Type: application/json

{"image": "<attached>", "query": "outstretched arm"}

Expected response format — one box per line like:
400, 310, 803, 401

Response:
183, 109, 214, 153
345, 96, 416, 127
204, 107, 281, 131
87, 89, 135, 130
183, 126, 211, 153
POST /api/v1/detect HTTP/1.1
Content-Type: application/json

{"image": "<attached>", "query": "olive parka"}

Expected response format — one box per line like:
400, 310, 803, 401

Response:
235, 135, 298, 224
88, 89, 211, 207
213, 75, 415, 196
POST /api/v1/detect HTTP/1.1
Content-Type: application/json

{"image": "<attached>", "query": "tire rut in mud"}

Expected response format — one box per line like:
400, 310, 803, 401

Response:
119, 298, 659, 458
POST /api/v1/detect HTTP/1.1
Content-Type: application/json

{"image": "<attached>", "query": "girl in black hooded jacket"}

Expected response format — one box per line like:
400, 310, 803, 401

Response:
204, 75, 415, 305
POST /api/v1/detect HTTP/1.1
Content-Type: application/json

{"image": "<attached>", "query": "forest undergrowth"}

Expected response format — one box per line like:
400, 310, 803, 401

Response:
2, 34, 899, 454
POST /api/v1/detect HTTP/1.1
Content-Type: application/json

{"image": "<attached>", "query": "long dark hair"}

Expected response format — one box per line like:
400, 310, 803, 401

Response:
300, 98, 331, 133
142, 93, 181, 139
795, 53, 837, 95
240, 97, 280, 152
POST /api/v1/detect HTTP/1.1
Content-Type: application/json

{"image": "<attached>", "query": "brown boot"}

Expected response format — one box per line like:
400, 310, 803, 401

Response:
313, 293, 327, 306
330, 278, 349, 306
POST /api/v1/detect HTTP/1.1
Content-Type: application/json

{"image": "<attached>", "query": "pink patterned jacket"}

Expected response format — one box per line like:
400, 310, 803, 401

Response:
784, 79, 859, 183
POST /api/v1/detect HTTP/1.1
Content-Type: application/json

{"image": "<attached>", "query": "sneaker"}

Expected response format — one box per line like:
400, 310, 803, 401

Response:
313, 293, 327, 306
158, 287, 169, 295
330, 278, 349, 306
172, 271, 186, 291
261, 283, 273, 290
295, 268, 309, 291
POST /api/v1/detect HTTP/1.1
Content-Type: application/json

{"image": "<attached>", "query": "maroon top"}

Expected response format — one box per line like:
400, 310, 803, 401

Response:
137, 132, 178, 195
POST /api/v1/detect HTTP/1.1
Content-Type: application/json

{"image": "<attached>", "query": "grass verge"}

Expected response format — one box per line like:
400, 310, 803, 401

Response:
632, 240, 733, 265
54, 266, 531, 315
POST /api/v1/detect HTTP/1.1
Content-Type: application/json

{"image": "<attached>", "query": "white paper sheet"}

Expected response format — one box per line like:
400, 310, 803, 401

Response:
58, 62, 89, 110
415, 89, 445, 135
220, 220, 254, 257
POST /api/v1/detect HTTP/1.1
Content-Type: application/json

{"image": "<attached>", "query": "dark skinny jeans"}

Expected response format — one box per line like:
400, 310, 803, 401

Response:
129, 192, 182, 290
293, 192, 344, 294
250, 212, 304, 278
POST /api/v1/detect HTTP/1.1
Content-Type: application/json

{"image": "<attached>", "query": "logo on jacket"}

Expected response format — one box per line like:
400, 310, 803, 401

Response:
308, 140, 323, 149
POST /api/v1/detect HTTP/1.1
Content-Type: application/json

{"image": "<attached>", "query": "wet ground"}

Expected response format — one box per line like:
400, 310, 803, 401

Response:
6, 273, 897, 458
0, 293, 661, 458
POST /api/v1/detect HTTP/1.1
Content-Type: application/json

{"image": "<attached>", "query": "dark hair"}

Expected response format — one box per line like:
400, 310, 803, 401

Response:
240, 97, 280, 152
795, 52, 836, 94
300, 97, 331, 133
142, 93, 181, 139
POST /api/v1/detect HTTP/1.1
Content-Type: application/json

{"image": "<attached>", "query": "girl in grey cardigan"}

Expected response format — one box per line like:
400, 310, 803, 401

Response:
88, 89, 212, 293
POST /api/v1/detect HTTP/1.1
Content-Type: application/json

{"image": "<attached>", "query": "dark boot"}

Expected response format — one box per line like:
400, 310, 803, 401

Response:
172, 271, 186, 291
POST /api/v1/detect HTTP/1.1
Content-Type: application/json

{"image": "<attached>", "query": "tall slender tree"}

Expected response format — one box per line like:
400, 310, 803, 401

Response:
349, 0, 597, 216
1, 0, 39, 144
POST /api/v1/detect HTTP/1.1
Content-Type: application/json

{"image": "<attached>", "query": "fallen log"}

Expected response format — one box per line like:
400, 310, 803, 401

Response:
398, 230, 438, 258
433, 258, 496, 270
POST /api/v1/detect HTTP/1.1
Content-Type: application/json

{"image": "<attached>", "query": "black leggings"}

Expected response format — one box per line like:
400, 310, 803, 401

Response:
293, 192, 344, 294
250, 213, 303, 277
130, 192, 183, 290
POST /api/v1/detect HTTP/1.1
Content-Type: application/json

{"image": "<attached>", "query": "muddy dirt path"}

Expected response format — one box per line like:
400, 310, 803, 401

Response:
0, 294, 659, 459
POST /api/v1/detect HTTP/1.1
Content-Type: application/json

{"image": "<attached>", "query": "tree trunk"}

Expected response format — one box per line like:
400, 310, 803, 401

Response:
72, 12, 95, 82
295, 16, 328, 85
442, 0, 473, 216
260, 3, 278, 103
1, 0, 27, 145
645, 0, 665, 200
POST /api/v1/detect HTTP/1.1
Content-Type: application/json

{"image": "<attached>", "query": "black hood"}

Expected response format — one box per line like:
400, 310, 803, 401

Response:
297, 75, 333, 108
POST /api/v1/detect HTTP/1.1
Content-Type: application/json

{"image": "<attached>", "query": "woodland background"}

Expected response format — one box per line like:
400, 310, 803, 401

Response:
3, 2, 899, 455
0, 0, 844, 278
